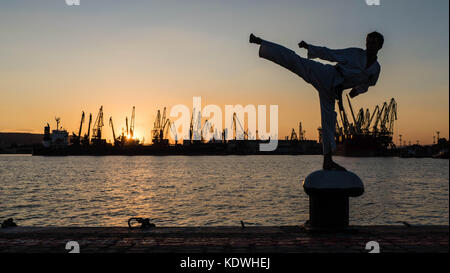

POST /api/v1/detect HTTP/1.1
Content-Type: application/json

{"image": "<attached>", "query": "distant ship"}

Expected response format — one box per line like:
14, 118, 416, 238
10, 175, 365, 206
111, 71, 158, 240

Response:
334, 132, 395, 157
37, 117, 69, 156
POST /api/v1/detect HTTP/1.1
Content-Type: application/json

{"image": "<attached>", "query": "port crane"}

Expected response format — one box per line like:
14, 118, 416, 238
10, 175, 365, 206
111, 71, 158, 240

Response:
152, 107, 171, 144
364, 109, 371, 130
354, 108, 365, 133
380, 98, 397, 135
290, 128, 298, 141
337, 97, 397, 137
188, 110, 194, 143
290, 122, 306, 141
337, 96, 351, 135
152, 109, 161, 143
352, 107, 372, 134
109, 117, 121, 147
332, 96, 398, 152
201, 119, 215, 142
232, 113, 248, 140
170, 122, 178, 144
163, 120, 171, 142
55, 117, 61, 130
388, 100, 397, 135
298, 122, 305, 140
130, 106, 135, 139
125, 117, 129, 138
195, 111, 202, 141
372, 102, 387, 133
91, 106, 105, 144
365, 105, 379, 132
71, 111, 85, 144
346, 94, 358, 134
82, 113, 92, 145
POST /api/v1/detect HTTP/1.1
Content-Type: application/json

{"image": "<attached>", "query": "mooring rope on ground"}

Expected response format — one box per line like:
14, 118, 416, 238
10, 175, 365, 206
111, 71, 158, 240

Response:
127, 217, 156, 229
1, 218, 17, 228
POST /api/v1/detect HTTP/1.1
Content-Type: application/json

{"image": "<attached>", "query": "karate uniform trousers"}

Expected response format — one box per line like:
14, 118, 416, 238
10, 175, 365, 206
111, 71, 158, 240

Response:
259, 40, 344, 155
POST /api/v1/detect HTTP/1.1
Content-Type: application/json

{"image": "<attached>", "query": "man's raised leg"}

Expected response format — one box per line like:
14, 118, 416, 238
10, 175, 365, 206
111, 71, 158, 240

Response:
256, 38, 302, 75
250, 34, 335, 89
250, 33, 346, 171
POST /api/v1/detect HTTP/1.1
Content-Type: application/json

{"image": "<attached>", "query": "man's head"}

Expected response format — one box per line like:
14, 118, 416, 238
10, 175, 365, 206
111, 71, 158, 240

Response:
366, 31, 384, 55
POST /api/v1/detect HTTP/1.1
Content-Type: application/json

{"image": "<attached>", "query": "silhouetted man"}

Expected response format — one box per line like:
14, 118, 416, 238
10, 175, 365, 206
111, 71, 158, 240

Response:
250, 32, 383, 170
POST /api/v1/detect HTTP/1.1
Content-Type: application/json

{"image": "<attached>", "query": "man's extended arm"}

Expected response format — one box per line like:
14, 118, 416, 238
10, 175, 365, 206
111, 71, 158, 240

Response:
299, 41, 351, 64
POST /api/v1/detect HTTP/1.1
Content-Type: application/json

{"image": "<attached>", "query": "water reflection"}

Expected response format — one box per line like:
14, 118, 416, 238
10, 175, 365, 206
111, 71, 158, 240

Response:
0, 155, 448, 226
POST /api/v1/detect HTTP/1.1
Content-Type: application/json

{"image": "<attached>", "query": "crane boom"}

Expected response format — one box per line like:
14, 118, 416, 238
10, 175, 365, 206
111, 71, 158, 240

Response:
355, 108, 364, 133
337, 97, 350, 135
388, 99, 397, 134
373, 102, 386, 131
381, 99, 395, 132
201, 119, 211, 141
364, 108, 370, 131
130, 106, 135, 138
71, 111, 85, 144
164, 120, 171, 140
109, 117, 116, 143
170, 122, 178, 144
86, 113, 92, 141
151, 108, 171, 143
78, 111, 85, 137
161, 107, 166, 130
290, 128, 298, 141
346, 94, 357, 128
152, 110, 161, 143
232, 112, 247, 140
162, 110, 170, 133
189, 110, 194, 142
92, 106, 104, 140
367, 105, 379, 130
338, 106, 350, 135
299, 122, 305, 140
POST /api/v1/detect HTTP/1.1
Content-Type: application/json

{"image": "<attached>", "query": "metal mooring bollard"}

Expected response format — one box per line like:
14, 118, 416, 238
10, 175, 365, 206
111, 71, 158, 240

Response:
302, 170, 364, 229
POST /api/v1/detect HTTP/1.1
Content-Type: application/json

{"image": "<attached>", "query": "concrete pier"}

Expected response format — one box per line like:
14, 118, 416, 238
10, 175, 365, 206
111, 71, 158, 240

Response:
0, 225, 448, 253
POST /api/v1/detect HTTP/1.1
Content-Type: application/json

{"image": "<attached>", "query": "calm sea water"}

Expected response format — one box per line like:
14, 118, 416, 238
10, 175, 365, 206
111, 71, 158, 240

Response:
0, 155, 448, 227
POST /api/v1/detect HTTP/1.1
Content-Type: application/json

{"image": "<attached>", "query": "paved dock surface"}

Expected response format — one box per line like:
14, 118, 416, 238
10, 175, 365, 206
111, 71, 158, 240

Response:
0, 225, 448, 253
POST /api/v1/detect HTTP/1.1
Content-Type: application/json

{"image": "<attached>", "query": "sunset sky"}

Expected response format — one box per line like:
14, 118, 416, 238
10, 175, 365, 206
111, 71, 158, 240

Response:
0, 0, 448, 145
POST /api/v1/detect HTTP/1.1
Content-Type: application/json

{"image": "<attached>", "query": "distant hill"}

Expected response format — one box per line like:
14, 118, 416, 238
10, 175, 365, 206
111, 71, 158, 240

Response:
0, 133, 43, 147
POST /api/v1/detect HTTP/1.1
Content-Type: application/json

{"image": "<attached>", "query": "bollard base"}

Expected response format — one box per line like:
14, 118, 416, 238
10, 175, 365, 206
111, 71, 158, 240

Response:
302, 170, 364, 230
309, 194, 349, 228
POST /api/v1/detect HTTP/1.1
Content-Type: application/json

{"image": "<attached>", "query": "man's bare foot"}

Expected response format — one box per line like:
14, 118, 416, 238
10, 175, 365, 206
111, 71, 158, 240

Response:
323, 160, 347, 171
249, 33, 262, 45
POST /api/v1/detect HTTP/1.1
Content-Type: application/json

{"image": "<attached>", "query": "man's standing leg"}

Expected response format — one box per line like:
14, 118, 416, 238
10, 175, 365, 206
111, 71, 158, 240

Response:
318, 89, 346, 170
319, 91, 336, 155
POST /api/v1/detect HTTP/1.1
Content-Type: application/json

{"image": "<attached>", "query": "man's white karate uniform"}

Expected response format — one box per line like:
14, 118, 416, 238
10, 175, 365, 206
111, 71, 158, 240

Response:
258, 40, 381, 154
